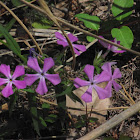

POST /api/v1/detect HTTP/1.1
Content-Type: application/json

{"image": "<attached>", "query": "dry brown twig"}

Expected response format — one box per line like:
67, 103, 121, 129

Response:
20, 0, 140, 56
0, 1, 43, 55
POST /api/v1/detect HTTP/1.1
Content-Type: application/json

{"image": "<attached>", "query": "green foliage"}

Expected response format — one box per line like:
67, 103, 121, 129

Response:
0, 24, 27, 63
11, 0, 32, 6
8, 90, 18, 116
75, 13, 100, 31
93, 51, 104, 74
75, 115, 98, 129
0, 18, 16, 38
111, 26, 134, 50
111, 0, 134, 20
45, 114, 58, 123
119, 135, 131, 140
42, 103, 50, 109
75, 13, 100, 42
86, 36, 95, 42
11, 0, 22, 6
27, 92, 40, 136
32, 19, 53, 29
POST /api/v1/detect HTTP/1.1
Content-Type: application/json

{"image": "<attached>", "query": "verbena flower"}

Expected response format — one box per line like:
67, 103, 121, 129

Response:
73, 64, 110, 102
101, 62, 122, 97
0, 64, 26, 98
99, 36, 126, 53
55, 32, 86, 55
25, 57, 61, 95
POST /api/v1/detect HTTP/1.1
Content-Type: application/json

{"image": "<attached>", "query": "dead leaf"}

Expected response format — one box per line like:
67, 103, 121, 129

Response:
66, 82, 111, 123
132, 126, 140, 137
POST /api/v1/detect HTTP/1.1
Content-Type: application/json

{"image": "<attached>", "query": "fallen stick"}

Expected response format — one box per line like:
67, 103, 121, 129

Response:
78, 100, 140, 140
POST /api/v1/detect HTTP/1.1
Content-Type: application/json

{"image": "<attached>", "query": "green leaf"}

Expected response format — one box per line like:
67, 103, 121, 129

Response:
8, 90, 18, 116
86, 36, 95, 42
11, 0, 32, 6
75, 13, 100, 31
104, 137, 115, 140
119, 135, 131, 140
39, 116, 47, 127
0, 24, 27, 63
55, 84, 74, 97
32, 19, 53, 29
45, 114, 57, 123
111, 0, 134, 20
0, 18, 16, 38
11, 0, 22, 6
22, 88, 35, 93
28, 92, 40, 136
88, 117, 98, 123
111, 26, 133, 49
42, 103, 50, 109
75, 120, 85, 128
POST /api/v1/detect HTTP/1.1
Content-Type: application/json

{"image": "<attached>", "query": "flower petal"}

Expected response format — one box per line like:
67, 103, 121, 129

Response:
81, 85, 93, 102
55, 32, 66, 42
2, 82, 13, 98
93, 84, 109, 99
73, 44, 86, 52
0, 78, 8, 86
12, 65, 25, 79
104, 81, 113, 98
57, 40, 68, 47
94, 70, 110, 84
68, 33, 78, 43
74, 78, 90, 88
27, 57, 42, 73
13, 80, 26, 89
0, 64, 11, 78
84, 64, 94, 82
43, 58, 54, 73
36, 77, 48, 95
44, 73, 61, 85
73, 47, 81, 55
112, 80, 122, 91
24, 74, 40, 86
98, 36, 110, 49
101, 62, 117, 75
113, 50, 126, 53
112, 68, 122, 79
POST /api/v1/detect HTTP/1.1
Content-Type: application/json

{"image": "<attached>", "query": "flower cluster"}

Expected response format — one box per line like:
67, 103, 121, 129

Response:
74, 62, 122, 102
0, 33, 122, 103
98, 36, 126, 53
0, 57, 61, 97
55, 32, 86, 55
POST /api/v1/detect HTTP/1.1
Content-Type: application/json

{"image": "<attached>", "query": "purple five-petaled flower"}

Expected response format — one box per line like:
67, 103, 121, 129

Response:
55, 32, 86, 55
74, 64, 110, 102
99, 36, 126, 53
101, 62, 122, 97
24, 57, 61, 95
0, 64, 26, 98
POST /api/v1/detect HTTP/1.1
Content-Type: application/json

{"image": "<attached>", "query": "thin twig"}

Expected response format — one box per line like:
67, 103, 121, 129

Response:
78, 101, 140, 140
54, 39, 98, 71
0, 0, 36, 16
120, 83, 135, 104
37, 0, 76, 69
119, 90, 133, 105
20, 0, 140, 56
0, 1, 43, 55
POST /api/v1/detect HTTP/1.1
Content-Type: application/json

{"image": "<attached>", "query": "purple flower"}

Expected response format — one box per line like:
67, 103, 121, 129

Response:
0, 64, 26, 98
101, 62, 122, 97
99, 36, 126, 53
74, 64, 110, 102
25, 57, 61, 95
55, 32, 86, 55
